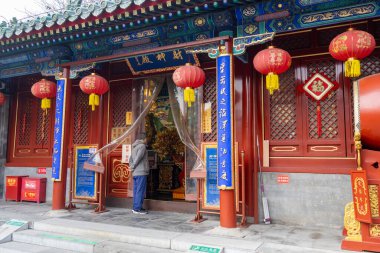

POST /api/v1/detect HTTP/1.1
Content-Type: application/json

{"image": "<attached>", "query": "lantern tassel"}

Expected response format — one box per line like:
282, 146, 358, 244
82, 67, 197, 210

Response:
266, 73, 279, 95
89, 93, 99, 111
317, 104, 322, 137
41, 98, 51, 110
184, 87, 195, 107
345, 58, 361, 78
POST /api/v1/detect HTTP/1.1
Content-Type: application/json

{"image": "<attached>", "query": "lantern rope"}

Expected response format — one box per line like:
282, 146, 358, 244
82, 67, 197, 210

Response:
266, 72, 279, 95
184, 87, 195, 107
345, 58, 361, 78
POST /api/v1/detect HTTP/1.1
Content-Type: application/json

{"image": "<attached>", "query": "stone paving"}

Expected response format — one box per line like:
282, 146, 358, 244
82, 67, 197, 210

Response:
0, 201, 354, 252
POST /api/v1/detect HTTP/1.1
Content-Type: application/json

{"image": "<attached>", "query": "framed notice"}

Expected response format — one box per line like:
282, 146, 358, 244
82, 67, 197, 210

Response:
201, 142, 239, 210
73, 145, 98, 201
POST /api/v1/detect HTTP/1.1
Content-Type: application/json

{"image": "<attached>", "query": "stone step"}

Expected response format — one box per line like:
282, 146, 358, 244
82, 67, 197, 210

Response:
33, 218, 177, 250
0, 241, 77, 253
33, 218, 262, 253
94, 240, 183, 253
12, 230, 100, 253
257, 243, 356, 253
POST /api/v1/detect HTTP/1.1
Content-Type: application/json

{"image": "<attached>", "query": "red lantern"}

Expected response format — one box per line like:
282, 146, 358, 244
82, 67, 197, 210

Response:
31, 79, 56, 110
172, 63, 206, 107
329, 28, 375, 78
253, 46, 292, 95
0, 92, 5, 106
79, 73, 109, 111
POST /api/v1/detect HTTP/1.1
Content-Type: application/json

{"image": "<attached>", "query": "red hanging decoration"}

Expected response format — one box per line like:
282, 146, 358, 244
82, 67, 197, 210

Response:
253, 46, 292, 95
0, 92, 5, 106
79, 73, 109, 111
301, 72, 338, 137
329, 28, 375, 78
172, 63, 206, 107
31, 79, 57, 110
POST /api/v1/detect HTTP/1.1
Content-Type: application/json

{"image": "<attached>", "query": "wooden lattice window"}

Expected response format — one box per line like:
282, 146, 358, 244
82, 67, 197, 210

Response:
11, 90, 54, 160
72, 90, 90, 145
269, 65, 297, 141
111, 83, 133, 128
202, 73, 217, 142
264, 56, 348, 157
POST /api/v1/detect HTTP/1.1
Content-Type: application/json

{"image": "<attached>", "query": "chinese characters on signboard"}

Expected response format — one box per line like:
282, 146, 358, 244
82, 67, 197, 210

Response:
74, 145, 98, 201
202, 102, 212, 134
126, 49, 200, 75
52, 79, 66, 181
217, 54, 234, 189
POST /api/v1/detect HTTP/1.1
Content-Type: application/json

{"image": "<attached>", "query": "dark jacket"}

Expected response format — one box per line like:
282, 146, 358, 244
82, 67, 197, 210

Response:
130, 139, 149, 176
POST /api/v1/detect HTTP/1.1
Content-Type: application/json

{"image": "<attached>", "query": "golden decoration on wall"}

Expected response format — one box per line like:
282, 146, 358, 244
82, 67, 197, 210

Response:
369, 185, 379, 218
344, 202, 362, 242
112, 159, 130, 183
370, 225, 380, 237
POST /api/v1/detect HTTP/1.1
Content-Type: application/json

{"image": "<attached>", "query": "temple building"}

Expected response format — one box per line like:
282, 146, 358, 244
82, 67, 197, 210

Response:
0, 0, 380, 239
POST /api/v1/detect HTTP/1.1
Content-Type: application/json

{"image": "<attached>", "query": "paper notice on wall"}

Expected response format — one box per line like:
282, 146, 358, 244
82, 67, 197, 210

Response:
202, 102, 212, 134
122, 144, 132, 163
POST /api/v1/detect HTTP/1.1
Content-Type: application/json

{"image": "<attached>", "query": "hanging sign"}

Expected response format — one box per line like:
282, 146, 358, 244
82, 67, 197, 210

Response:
351, 170, 372, 223
121, 144, 132, 164
125, 112, 133, 125
300, 72, 338, 137
52, 78, 67, 181
126, 49, 200, 75
202, 102, 212, 134
216, 53, 235, 190
74, 145, 98, 201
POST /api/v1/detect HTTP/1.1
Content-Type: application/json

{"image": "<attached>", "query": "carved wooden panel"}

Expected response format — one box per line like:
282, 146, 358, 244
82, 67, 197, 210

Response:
202, 74, 217, 142
107, 155, 130, 198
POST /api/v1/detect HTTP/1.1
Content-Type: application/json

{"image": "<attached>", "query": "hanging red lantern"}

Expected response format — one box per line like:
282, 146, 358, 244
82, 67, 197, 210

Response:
31, 79, 57, 110
329, 28, 375, 78
79, 73, 109, 111
172, 63, 206, 107
0, 92, 5, 106
253, 46, 292, 95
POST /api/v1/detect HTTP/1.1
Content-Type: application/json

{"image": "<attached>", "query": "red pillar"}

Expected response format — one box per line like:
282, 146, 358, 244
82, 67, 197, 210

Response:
52, 67, 72, 210
219, 38, 237, 228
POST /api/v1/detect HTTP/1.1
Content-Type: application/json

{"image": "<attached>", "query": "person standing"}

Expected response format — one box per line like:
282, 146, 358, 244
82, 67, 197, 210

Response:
129, 133, 149, 214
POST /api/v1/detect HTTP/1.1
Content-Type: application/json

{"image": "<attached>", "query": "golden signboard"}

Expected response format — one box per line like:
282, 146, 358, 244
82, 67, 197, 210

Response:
111, 127, 131, 145
126, 112, 133, 125
202, 102, 212, 134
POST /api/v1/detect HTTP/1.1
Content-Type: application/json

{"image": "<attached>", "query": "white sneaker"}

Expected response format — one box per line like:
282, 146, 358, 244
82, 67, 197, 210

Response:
132, 209, 147, 214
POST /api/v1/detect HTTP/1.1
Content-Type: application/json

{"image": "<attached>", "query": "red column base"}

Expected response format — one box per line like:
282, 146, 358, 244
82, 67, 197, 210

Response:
52, 180, 66, 210
220, 189, 236, 228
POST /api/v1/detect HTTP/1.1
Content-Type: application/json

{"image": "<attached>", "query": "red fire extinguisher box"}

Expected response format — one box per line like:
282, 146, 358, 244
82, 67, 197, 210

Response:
21, 177, 47, 203
5, 176, 29, 202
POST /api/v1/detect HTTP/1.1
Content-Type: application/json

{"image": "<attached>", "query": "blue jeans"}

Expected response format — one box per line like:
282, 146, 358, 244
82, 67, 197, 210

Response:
133, 175, 147, 211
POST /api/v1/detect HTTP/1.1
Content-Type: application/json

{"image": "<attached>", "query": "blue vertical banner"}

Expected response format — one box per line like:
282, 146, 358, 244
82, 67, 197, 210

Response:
217, 54, 235, 190
52, 79, 67, 181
